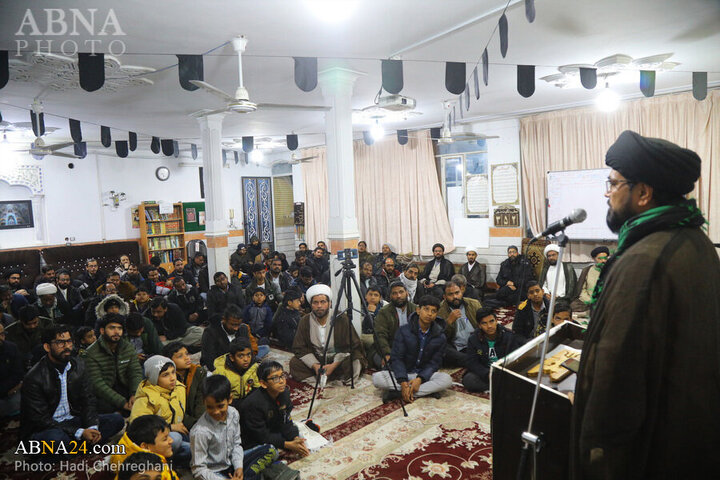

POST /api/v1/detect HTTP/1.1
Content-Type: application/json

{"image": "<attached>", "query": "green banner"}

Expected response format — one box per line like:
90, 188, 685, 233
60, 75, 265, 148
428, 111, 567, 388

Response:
183, 201, 206, 232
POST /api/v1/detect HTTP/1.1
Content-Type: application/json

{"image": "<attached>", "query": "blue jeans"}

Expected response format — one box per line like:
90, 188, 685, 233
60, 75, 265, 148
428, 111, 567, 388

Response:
30, 413, 125, 461
257, 344, 270, 359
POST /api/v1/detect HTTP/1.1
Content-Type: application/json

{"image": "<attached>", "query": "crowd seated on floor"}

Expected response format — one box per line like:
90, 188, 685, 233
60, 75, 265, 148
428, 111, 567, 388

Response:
0, 238, 600, 477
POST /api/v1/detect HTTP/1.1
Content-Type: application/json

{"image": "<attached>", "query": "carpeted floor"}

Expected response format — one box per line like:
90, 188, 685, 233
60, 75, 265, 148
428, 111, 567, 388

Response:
0, 308, 520, 480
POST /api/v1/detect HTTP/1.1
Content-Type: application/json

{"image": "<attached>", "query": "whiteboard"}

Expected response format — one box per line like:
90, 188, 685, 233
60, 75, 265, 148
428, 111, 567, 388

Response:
547, 168, 616, 240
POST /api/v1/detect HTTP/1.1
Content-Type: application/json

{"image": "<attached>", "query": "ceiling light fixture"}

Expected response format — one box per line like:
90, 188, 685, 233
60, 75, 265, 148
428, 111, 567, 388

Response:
595, 82, 620, 112
249, 149, 264, 164
305, 0, 359, 22
370, 120, 385, 141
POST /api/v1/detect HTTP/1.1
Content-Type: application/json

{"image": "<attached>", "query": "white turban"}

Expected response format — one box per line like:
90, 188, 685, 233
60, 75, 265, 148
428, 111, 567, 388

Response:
36, 283, 57, 296
305, 284, 333, 303
466, 247, 479, 254
544, 244, 560, 257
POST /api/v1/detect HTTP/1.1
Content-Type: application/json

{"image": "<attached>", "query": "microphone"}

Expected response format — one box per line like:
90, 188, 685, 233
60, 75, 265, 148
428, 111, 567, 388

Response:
531, 208, 587, 242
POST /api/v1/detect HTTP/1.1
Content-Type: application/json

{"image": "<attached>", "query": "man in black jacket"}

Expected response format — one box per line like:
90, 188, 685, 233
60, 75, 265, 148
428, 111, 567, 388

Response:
459, 248, 486, 296
0, 323, 23, 417
166, 277, 205, 325
55, 269, 83, 321
512, 281, 549, 342
272, 289, 302, 350
20, 324, 124, 448
463, 307, 524, 392
149, 297, 203, 347
420, 243, 455, 299
306, 247, 330, 285
200, 304, 256, 370
266, 258, 292, 295
207, 271, 245, 320
491, 245, 535, 308
241, 360, 309, 457
372, 295, 452, 403
76, 258, 107, 300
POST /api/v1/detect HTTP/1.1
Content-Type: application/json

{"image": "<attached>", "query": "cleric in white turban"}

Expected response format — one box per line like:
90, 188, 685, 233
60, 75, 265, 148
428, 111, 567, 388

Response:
538, 243, 577, 301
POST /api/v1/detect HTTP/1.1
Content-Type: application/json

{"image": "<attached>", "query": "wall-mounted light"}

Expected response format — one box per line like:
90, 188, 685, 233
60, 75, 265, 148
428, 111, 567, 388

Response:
595, 82, 620, 112
370, 119, 385, 141
103, 190, 127, 210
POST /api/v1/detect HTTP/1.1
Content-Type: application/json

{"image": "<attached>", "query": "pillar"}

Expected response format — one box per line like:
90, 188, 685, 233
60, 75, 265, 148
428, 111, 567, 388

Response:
197, 113, 229, 280
318, 67, 365, 333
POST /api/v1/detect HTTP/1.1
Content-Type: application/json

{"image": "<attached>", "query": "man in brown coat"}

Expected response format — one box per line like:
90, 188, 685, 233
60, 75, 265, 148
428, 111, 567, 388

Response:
436, 281, 482, 367
571, 131, 720, 479
289, 284, 366, 384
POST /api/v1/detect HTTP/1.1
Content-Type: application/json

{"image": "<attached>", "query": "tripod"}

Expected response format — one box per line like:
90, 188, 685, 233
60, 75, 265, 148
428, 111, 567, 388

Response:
305, 249, 407, 420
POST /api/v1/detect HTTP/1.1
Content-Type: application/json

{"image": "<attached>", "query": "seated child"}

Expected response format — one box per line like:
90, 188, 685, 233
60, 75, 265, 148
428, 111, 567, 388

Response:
242, 288, 274, 344
131, 287, 152, 316
361, 286, 387, 353
162, 341, 207, 430
130, 355, 190, 463
126, 312, 162, 364
74, 326, 96, 356
241, 361, 310, 458
533, 301, 572, 337
190, 375, 277, 480
271, 289, 302, 350
463, 307, 525, 393
111, 414, 179, 480
213, 337, 260, 409
118, 452, 166, 480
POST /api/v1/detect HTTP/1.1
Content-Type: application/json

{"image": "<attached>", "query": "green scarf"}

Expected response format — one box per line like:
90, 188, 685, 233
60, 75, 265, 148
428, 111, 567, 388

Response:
590, 199, 706, 307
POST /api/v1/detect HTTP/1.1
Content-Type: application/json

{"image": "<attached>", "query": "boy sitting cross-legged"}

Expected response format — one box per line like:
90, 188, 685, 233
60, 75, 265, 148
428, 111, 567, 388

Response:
110, 414, 179, 480
190, 375, 277, 480
213, 337, 261, 409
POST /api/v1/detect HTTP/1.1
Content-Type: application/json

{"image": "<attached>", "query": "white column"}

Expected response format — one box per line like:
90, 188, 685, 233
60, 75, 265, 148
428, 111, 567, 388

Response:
197, 113, 229, 280
318, 67, 365, 333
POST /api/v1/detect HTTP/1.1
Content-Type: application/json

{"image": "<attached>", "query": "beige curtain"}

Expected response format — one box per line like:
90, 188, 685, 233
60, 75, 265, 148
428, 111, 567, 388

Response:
300, 146, 329, 246
520, 89, 720, 242
354, 130, 454, 256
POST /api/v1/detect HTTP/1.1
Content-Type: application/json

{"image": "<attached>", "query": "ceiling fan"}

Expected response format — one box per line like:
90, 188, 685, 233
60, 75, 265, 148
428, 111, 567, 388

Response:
429, 100, 498, 144
21, 137, 78, 160
221, 136, 286, 150
190, 36, 331, 116
271, 152, 318, 166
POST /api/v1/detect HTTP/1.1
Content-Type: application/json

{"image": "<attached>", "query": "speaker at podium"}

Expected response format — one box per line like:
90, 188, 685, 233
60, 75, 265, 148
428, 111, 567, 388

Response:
490, 322, 585, 480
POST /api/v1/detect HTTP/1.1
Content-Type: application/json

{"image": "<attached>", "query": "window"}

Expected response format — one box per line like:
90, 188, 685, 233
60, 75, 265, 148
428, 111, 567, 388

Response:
439, 141, 489, 220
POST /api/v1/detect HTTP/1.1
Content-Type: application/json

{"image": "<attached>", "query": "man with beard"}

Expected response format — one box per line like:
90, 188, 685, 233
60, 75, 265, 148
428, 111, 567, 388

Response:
289, 284, 366, 383
229, 243, 250, 271
398, 263, 427, 303
247, 236, 262, 262
290, 251, 308, 271
183, 254, 209, 293
55, 269, 82, 320
121, 263, 145, 289
571, 246, 609, 313
207, 271, 245, 320
4, 268, 33, 302
374, 257, 400, 299
420, 243, 455, 299
266, 258, 292, 295
20, 324, 124, 450
539, 244, 577, 303
373, 281, 417, 369
167, 277, 205, 325
77, 258, 106, 299
102, 271, 137, 302
295, 242, 310, 260
306, 247, 330, 286
33, 264, 56, 288
359, 261, 379, 297
7, 305, 51, 369
373, 243, 397, 274
83, 313, 143, 414
489, 245, 535, 308
201, 305, 259, 370
460, 248, 486, 296
149, 297, 203, 347
245, 263, 281, 311
571, 131, 720, 479
437, 281, 482, 367
35, 282, 64, 323
144, 267, 171, 297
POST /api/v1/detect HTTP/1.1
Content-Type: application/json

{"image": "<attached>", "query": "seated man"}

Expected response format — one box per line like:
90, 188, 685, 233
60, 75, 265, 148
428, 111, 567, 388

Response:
34, 264, 56, 288
490, 245, 535, 308
306, 247, 330, 286
463, 308, 524, 393
111, 414, 179, 480
191, 375, 277, 480
290, 252, 308, 272
35, 282, 64, 323
0, 323, 24, 417
84, 282, 118, 327
374, 257, 399, 299
162, 342, 207, 430
539, 244, 578, 303
149, 297, 203, 348
84, 313, 144, 413
271, 289, 303, 350
451, 273, 481, 301
126, 312, 163, 364
245, 264, 281, 312
122, 263, 145, 289
460, 247, 486, 296
534, 301, 573, 337
1, 284, 28, 324
266, 258, 292, 295
372, 295, 452, 403
419, 243, 455, 298
373, 243, 397, 274
149, 255, 169, 281
201, 305, 263, 370
359, 261, 379, 297
76, 258, 106, 300
243, 288, 274, 344
5, 268, 34, 302
357, 240, 374, 267
290, 284, 366, 384
143, 267, 171, 297
241, 360, 310, 459
207, 271, 245, 320
6, 305, 51, 370
93, 294, 130, 330
398, 263, 427, 303
168, 259, 194, 287
213, 337, 261, 406
166, 277, 205, 325
512, 281, 549, 342
104, 271, 137, 302
437, 281, 482, 367
183, 254, 209, 293
571, 246, 609, 313
21, 324, 125, 448
55, 269, 83, 321
373, 281, 417, 370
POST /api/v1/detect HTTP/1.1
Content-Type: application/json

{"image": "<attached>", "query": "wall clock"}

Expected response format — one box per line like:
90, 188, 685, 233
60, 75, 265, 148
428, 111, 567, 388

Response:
155, 166, 170, 181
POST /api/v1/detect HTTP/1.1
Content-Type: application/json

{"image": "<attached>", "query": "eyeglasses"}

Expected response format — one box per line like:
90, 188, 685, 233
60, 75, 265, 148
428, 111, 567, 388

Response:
51, 339, 73, 347
265, 374, 287, 384
605, 179, 634, 193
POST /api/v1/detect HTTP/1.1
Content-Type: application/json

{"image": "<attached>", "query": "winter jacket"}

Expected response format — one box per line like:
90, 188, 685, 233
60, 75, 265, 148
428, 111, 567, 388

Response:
126, 317, 163, 357
110, 432, 179, 480
242, 302, 274, 338
213, 354, 260, 401
94, 294, 130, 329
207, 283, 245, 319
420, 257, 455, 285
0, 340, 23, 396
5, 316, 52, 368
512, 297, 550, 341
151, 303, 189, 340
374, 302, 417, 358
465, 325, 524, 380
272, 306, 301, 349
20, 356, 97, 440
36, 298, 64, 323
373, 270, 399, 299
437, 297, 483, 346
245, 280, 281, 310
82, 335, 143, 410
240, 387, 299, 450
167, 286, 205, 321
95, 280, 136, 302
129, 379, 187, 425
76, 271, 107, 299
200, 322, 257, 370
266, 271, 292, 293
177, 363, 207, 429
496, 255, 534, 288
390, 313, 446, 383
55, 286, 83, 317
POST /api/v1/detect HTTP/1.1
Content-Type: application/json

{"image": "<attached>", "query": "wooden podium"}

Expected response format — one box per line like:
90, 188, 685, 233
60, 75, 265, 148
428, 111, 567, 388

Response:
490, 322, 584, 480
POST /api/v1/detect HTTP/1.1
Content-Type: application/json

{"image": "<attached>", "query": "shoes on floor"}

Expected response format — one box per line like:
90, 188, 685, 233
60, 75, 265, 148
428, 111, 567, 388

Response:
382, 389, 401, 404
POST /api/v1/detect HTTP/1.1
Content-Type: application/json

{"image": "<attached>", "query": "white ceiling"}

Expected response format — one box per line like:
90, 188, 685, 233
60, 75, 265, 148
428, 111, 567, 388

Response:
0, 0, 719, 153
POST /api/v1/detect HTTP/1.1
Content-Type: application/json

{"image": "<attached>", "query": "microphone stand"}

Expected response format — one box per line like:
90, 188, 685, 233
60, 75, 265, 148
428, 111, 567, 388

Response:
516, 231, 568, 480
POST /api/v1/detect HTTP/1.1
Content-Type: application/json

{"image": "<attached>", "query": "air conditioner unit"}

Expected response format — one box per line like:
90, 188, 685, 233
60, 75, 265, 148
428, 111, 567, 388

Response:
376, 94, 416, 112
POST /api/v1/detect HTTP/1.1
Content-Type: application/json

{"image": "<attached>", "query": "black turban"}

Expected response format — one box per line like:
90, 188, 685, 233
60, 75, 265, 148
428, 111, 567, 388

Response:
605, 130, 701, 195
590, 246, 609, 259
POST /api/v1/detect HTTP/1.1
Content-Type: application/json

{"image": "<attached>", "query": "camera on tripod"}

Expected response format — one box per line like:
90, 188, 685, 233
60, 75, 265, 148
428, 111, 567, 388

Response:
336, 247, 358, 267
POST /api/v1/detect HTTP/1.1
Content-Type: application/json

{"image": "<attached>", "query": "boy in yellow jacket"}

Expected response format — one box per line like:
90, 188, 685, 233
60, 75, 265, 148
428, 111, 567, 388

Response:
130, 355, 190, 464
110, 414, 179, 480
213, 337, 260, 409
